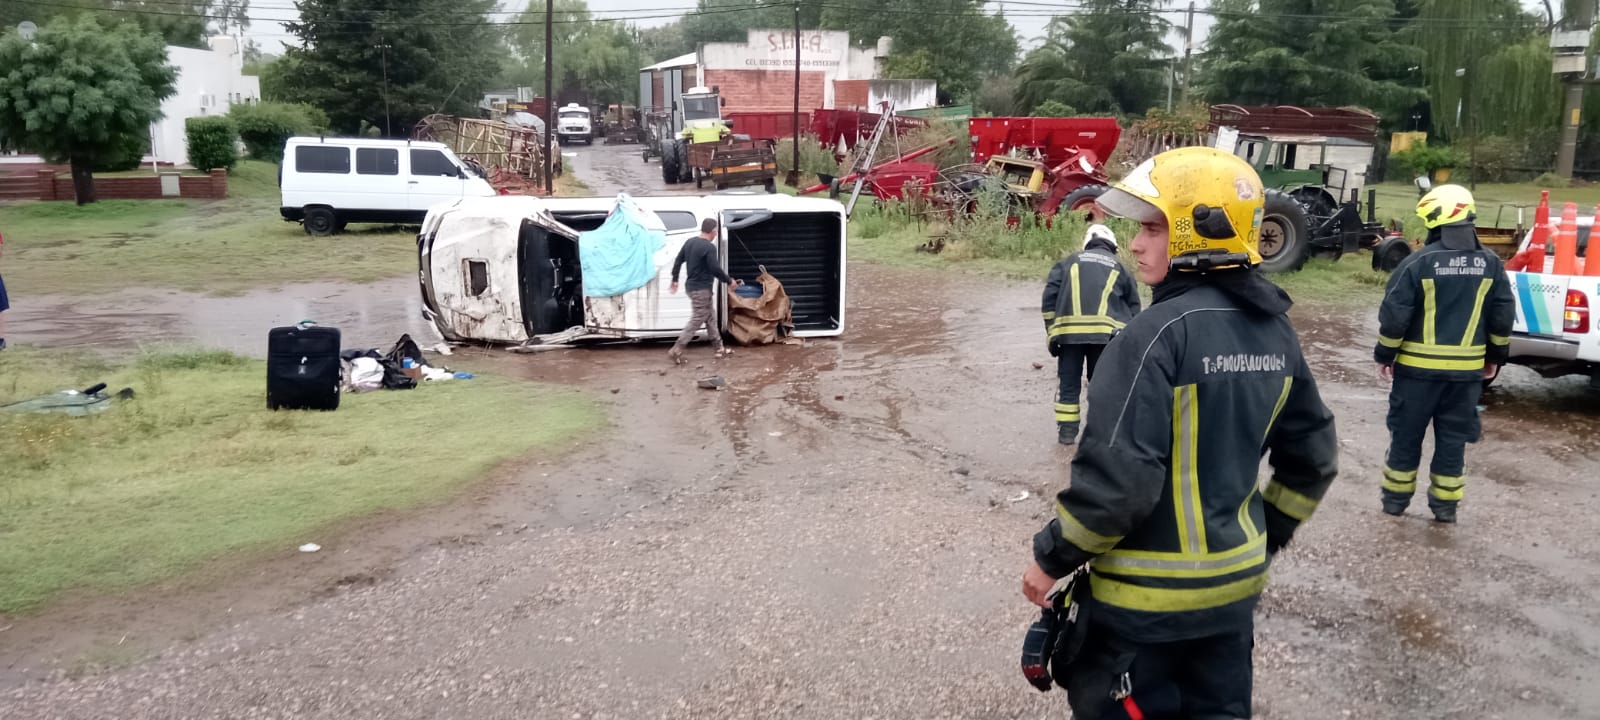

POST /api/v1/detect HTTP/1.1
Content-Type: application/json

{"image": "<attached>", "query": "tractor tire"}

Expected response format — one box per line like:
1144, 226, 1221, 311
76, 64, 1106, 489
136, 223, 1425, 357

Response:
1061, 184, 1110, 221
303, 207, 338, 237
764, 178, 777, 194
1372, 234, 1414, 273
1258, 189, 1312, 274
662, 148, 680, 185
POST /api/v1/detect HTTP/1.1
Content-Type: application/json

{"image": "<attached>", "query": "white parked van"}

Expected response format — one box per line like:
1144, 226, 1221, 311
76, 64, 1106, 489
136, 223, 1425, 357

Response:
556, 104, 593, 145
279, 137, 497, 236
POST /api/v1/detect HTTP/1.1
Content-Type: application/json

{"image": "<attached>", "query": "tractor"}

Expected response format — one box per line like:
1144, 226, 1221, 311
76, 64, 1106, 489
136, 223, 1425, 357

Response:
654, 86, 732, 186
1232, 134, 1389, 273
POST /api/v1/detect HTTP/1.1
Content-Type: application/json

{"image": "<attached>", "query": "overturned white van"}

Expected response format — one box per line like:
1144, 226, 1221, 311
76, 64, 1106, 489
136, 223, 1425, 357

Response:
417, 194, 847, 345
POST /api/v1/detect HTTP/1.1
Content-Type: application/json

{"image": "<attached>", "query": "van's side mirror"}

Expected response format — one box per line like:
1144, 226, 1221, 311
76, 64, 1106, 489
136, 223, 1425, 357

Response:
458, 167, 468, 180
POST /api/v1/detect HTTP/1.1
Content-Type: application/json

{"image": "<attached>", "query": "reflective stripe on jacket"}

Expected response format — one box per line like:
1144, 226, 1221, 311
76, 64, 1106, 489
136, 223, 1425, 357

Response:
1374, 241, 1514, 381
1042, 247, 1142, 346
1033, 275, 1339, 643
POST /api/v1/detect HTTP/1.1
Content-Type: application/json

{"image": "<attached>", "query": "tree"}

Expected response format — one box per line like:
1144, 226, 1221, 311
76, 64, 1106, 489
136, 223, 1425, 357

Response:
820, 0, 1017, 103
1201, 0, 1426, 122
1408, 0, 1548, 140
495, 0, 644, 106
1017, 4, 1171, 117
278, 0, 502, 136
681, 0, 825, 48
634, 22, 690, 66
0, 17, 177, 204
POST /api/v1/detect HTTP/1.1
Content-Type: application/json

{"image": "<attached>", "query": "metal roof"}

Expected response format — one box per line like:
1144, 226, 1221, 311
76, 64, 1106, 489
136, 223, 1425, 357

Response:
642, 52, 697, 72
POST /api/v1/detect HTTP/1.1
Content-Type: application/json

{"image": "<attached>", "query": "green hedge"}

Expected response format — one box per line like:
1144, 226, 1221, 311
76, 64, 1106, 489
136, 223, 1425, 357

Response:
186, 116, 239, 172
229, 102, 328, 163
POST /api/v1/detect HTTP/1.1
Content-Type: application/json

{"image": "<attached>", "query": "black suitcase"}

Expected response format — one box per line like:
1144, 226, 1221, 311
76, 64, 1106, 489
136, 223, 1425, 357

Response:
267, 324, 342, 411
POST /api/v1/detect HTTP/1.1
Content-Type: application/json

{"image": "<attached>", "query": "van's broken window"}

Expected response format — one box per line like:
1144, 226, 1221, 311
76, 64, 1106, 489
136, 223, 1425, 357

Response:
465, 260, 489, 296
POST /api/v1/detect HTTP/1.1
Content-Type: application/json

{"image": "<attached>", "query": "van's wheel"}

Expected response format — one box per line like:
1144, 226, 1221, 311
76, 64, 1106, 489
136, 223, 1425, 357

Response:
303, 207, 338, 236
1258, 189, 1312, 273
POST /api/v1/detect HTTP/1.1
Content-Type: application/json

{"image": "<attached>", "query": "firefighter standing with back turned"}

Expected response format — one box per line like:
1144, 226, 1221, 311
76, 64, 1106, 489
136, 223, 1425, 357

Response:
1374, 185, 1514, 523
1021, 147, 1340, 719
1042, 223, 1142, 445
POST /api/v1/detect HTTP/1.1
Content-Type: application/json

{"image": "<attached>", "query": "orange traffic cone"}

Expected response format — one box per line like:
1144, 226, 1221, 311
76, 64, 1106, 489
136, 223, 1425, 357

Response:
1512, 191, 1551, 273
1554, 202, 1581, 275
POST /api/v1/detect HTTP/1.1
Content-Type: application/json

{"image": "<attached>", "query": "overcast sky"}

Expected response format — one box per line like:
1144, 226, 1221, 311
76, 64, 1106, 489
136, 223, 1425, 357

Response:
243, 0, 1552, 57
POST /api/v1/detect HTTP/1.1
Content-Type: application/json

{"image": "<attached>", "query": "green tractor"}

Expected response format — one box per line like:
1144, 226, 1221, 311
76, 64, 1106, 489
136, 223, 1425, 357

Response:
1234, 134, 1388, 273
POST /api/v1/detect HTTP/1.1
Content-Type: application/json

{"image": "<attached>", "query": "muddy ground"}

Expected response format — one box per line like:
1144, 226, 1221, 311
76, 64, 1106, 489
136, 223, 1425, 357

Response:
4, 141, 1599, 719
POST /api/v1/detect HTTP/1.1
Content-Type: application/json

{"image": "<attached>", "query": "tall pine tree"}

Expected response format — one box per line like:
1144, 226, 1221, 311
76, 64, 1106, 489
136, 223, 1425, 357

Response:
1016, 1, 1173, 116
1201, 0, 1425, 123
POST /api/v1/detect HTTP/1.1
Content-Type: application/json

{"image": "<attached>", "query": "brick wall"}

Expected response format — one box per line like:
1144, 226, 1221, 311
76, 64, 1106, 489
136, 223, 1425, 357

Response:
33, 169, 229, 202
704, 69, 826, 115
833, 80, 870, 110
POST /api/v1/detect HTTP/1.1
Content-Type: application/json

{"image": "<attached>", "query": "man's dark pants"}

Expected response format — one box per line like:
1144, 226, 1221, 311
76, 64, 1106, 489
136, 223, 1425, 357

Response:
1066, 623, 1253, 720
673, 289, 722, 354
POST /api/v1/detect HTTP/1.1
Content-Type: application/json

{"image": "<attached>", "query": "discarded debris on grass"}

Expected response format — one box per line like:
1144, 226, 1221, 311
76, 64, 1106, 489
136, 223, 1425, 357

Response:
0, 347, 602, 614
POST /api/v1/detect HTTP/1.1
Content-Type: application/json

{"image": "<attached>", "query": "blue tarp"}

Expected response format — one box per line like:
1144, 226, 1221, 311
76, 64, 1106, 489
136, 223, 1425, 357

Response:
578, 193, 668, 298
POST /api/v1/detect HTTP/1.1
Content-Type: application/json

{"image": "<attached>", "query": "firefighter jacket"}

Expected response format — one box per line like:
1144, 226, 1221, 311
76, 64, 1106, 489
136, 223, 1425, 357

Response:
1041, 239, 1142, 348
1374, 237, 1515, 382
1033, 271, 1340, 644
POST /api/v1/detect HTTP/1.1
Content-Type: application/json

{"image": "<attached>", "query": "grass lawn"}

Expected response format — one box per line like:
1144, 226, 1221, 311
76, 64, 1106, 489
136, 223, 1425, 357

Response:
0, 347, 603, 614
0, 161, 420, 296
1368, 180, 1600, 233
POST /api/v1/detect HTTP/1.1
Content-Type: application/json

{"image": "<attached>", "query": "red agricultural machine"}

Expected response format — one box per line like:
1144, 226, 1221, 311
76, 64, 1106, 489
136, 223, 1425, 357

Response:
799, 115, 1123, 222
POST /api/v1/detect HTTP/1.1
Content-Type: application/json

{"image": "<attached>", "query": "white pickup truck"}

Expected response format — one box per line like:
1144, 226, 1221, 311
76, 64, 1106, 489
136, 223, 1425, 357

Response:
1502, 218, 1600, 390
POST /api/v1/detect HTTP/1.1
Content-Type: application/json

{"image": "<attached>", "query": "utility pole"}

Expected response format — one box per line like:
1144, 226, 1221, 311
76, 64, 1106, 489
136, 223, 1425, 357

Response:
543, 0, 554, 194
1180, 1, 1195, 105
787, 0, 801, 187
1556, 0, 1595, 179
378, 42, 392, 137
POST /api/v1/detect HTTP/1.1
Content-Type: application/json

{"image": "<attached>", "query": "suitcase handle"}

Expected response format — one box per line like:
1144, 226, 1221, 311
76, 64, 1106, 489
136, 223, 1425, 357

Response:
297, 319, 317, 329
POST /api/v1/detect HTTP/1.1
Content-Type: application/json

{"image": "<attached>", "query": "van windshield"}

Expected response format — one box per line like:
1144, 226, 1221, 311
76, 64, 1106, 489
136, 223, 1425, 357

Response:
559, 110, 587, 119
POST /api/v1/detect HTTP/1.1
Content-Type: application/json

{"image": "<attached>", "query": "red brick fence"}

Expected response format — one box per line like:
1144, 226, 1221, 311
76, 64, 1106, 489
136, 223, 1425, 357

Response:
0, 169, 228, 201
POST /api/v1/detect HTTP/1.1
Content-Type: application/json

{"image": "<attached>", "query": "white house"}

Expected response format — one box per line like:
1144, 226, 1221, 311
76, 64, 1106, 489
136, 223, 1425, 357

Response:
0, 36, 261, 168
148, 36, 261, 166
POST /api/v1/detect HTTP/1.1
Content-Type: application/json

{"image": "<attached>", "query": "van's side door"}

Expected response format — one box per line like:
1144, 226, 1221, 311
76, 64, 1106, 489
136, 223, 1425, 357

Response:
407, 147, 468, 215
354, 146, 407, 212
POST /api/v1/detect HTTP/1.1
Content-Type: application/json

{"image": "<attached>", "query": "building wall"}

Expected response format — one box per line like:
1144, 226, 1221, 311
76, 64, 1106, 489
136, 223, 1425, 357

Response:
700, 30, 885, 110
868, 79, 937, 111
702, 69, 826, 115
833, 80, 870, 110
149, 37, 262, 166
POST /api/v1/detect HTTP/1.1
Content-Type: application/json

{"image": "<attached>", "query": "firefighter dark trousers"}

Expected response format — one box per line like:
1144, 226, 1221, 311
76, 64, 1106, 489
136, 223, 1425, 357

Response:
1382, 377, 1482, 513
1065, 622, 1253, 720
1055, 344, 1105, 431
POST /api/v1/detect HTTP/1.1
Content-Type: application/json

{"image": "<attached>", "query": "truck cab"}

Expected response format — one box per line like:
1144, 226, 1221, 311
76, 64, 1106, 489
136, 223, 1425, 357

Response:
557, 103, 593, 145
1503, 220, 1600, 389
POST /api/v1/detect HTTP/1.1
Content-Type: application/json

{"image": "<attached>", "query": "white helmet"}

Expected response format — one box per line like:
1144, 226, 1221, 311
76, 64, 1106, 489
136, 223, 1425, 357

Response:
1083, 223, 1118, 251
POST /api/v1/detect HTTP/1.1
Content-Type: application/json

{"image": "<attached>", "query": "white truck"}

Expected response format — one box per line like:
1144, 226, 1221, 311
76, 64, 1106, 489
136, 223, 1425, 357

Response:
556, 103, 593, 145
416, 194, 848, 346
1501, 218, 1600, 390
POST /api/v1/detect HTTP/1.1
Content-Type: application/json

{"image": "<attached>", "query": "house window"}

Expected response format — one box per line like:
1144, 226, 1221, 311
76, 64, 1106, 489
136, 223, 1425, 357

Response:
356, 147, 399, 175
295, 145, 350, 174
